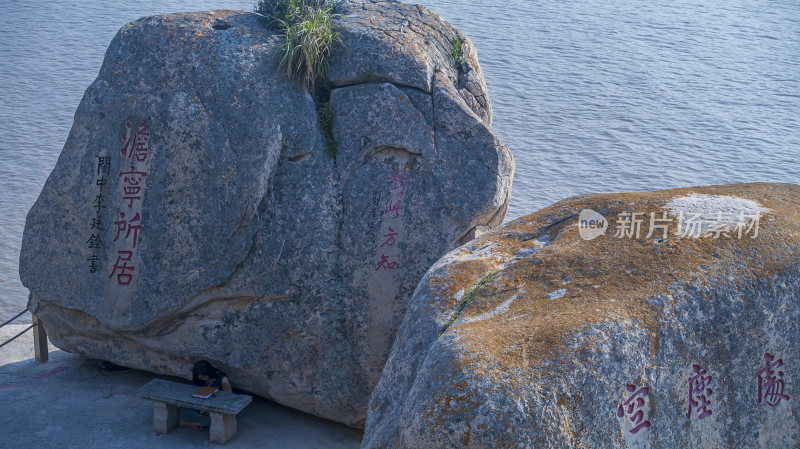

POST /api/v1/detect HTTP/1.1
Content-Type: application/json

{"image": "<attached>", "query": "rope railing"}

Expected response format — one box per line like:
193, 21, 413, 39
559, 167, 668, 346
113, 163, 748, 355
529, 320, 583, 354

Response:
0, 309, 39, 348
0, 309, 48, 362
0, 309, 28, 329
0, 323, 35, 349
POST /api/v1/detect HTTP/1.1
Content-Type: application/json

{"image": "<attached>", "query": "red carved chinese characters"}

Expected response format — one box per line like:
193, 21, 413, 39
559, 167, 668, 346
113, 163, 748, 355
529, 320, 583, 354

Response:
107, 119, 151, 285
120, 120, 150, 161
373, 170, 410, 271
118, 166, 147, 209
380, 227, 398, 247
134, 120, 150, 161
617, 384, 651, 434
120, 121, 134, 158
384, 199, 403, 218
112, 211, 142, 248
390, 172, 409, 196
686, 364, 713, 420
108, 250, 135, 285
756, 352, 789, 406
375, 254, 398, 271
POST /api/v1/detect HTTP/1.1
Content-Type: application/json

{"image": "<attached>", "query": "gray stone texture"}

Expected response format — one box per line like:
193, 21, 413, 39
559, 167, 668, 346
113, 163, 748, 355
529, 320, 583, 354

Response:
19, 2, 513, 428
362, 183, 800, 448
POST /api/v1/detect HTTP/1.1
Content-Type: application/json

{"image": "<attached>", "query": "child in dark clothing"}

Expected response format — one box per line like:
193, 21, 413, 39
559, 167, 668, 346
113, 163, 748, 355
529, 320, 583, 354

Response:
179, 360, 233, 430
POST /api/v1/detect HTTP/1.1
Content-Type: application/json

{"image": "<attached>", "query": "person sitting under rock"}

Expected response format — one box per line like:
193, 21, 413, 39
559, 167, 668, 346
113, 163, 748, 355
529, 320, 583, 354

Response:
179, 360, 233, 430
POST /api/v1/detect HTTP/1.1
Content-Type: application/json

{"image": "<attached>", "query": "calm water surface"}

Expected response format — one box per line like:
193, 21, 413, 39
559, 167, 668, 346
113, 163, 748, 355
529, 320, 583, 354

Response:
1, 0, 797, 320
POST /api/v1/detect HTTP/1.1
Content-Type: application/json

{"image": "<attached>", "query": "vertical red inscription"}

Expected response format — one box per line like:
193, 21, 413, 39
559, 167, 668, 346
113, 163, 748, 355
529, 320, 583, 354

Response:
756, 352, 789, 406
616, 384, 651, 434
686, 364, 713, 420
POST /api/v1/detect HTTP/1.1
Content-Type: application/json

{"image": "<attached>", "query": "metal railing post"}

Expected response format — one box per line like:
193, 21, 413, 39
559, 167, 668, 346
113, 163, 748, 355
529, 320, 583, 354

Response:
32, 314, 48, 363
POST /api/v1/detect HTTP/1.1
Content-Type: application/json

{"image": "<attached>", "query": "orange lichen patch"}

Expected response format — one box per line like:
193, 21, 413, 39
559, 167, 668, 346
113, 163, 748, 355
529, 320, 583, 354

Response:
433, 183, 800, 379
427, 258, 498, 315
420, 377, 485, 424
415, 347, 528, 446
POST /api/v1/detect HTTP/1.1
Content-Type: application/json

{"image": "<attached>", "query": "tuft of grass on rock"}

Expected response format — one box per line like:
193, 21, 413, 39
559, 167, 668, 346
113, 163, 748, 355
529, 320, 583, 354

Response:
450, 36, 466, 68
255, 0, 300, 29
256, 0, 341, 92
256, 0, 341, 159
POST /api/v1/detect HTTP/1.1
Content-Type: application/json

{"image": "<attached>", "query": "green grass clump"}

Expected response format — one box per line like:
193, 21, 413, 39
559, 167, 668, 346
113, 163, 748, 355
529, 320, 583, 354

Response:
255, 0, 300, 29
255, 0, 340, 92
437, 270, 497, 337
450, 36, 466, 68
256, 0, 341, 159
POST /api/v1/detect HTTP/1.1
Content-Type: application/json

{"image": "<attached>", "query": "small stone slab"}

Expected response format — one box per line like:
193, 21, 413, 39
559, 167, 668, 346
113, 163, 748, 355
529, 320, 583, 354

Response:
138, 379, 252, 415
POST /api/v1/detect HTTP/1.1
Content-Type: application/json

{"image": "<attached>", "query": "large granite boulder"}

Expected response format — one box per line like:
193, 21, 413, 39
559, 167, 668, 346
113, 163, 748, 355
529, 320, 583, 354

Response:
19, 3, 513, 427
362, 183, 800, 448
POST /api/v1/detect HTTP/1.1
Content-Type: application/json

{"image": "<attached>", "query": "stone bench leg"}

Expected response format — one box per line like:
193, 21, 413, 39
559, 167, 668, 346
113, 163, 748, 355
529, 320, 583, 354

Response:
209, 412, 237, 444
152, 401, 178, 434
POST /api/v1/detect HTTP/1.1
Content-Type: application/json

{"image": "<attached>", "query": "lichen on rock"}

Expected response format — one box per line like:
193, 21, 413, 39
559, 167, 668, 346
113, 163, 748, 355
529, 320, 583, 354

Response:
362, 183, 800, 448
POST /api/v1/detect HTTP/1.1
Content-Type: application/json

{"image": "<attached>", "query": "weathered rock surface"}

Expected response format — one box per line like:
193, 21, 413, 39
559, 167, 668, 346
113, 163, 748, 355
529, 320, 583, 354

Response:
362, 183, 800, 448
19, 2, 513, 427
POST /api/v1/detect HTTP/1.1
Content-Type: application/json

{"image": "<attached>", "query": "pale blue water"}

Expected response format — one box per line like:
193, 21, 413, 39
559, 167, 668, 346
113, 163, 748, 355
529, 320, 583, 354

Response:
0, 0, 797, 321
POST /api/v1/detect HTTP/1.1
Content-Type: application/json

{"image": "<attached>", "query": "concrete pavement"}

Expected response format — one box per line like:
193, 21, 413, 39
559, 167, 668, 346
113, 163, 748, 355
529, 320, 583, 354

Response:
0, 324, 363, 448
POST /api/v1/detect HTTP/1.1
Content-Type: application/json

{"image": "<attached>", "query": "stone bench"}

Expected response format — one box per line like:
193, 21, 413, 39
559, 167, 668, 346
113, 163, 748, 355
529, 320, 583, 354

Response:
138, 378, 253, 444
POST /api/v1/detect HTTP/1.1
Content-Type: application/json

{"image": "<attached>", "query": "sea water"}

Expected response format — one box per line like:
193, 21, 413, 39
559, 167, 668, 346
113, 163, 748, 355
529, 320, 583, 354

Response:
0, 0, 797, 321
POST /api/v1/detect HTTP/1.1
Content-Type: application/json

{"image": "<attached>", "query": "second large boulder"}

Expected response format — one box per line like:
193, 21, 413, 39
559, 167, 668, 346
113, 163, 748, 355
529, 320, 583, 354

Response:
363, 183, 800, 447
